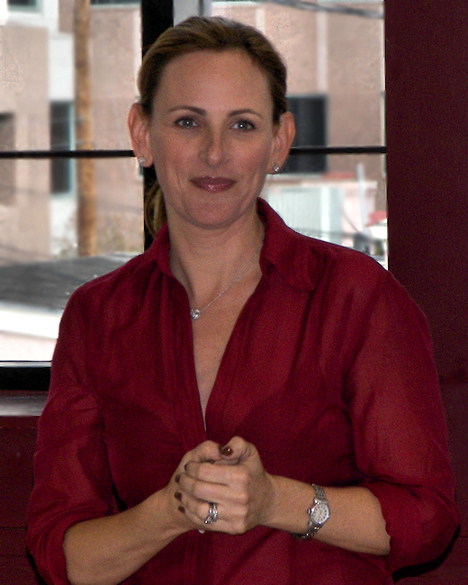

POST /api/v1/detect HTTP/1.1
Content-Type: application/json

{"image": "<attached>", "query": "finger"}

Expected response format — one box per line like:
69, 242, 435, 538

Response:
178, 468, 229, 505
219, 436, 258, 462
182, 495, 250, 536
185, 440, 224, 464
201, 501, 219, 526
181, 468, 258, 522
183, 459, 251, 492
178, 491, 221, 528
173, 441, 223, 479
172, 494, 205, 533
183, 460, 233, 483
213, 457, 241, 466
177, 483, 255, 535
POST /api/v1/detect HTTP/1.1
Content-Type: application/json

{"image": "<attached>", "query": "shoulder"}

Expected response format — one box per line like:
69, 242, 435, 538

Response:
306, 236, 390, 295
309, 237, 424, 324
259, 199, 416, 318
63, 246, 161, 323
261, 198, 388, 294
80, 250, 156, 295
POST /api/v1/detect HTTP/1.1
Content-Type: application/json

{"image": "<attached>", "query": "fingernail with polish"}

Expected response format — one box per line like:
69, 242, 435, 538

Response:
174, 491, 182, 501
220, 445, 233, 456
178, 506, 185, 514
175, 474, 181, 484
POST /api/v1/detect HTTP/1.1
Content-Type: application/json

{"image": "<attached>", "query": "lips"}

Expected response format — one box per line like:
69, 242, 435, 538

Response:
190, 176, 236, 193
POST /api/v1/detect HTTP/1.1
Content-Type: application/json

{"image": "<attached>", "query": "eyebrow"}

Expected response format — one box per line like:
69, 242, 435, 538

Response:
167, 106, 263, 118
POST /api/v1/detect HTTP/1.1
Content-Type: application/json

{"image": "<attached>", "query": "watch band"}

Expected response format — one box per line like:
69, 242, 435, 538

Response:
291, 484, 330, 540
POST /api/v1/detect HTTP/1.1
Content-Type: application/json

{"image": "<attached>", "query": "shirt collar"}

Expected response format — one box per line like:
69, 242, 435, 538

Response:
142, 223, 171, 277
258, 197, 326, 293
143, 197, 326, 292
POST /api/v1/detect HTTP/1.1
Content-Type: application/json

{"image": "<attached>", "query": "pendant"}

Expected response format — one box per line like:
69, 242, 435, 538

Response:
190, 309, 201, 320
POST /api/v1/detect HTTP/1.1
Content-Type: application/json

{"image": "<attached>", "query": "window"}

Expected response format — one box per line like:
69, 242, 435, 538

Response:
0, 114, 15, 205
0, 0, 144, 362
212, 0, 386, 258
284, 96, 327, 174
50, 102, 73, 195
0, 0, 386, 362
8, 0, 38, 7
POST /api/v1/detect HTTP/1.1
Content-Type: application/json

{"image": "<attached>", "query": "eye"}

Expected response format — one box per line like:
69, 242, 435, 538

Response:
232, 119, 256, 131
175, 117, 198, 128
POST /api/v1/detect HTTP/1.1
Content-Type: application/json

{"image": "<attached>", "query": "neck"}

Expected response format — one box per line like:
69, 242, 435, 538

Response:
168, 214, 264, 311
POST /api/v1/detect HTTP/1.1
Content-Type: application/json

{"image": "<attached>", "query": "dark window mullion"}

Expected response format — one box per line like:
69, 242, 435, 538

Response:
141, 0, 174, 250
0, 0, 175, 387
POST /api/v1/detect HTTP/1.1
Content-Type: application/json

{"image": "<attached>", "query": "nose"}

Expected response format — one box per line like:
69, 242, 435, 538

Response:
200, 127, 226, 167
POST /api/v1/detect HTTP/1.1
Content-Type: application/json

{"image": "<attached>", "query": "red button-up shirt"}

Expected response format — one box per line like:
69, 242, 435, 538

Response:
27, 199, 459, 584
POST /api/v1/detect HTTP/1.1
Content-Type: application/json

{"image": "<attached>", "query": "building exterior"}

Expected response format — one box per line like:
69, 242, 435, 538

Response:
0, 0, 385, 358
0, 10, 51, 263
0, 0, 143, 264
0, 0, 385, 266
212, 2, 385, 252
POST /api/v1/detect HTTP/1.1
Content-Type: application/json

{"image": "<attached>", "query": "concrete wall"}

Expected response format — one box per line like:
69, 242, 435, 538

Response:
0, 24, 50, 264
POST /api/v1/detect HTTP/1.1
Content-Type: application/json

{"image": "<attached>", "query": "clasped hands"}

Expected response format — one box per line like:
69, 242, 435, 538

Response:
170, 437, 274, 535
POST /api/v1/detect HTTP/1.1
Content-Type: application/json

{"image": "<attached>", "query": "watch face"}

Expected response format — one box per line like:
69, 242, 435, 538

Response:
313, 502, 330, 525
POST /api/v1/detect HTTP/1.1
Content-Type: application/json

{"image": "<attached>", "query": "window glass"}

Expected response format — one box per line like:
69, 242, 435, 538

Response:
264, 154, 386, 260
8, 0, 38, 9
0, 114, 15, 205
0, 0, 143, 361
50, 102, 74, 194
210, 0, 386, 263
284, 96, 327, 174
1, 0, 386, 362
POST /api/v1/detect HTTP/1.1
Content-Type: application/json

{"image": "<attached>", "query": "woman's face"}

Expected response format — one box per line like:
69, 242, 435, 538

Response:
135, 49, 294, 232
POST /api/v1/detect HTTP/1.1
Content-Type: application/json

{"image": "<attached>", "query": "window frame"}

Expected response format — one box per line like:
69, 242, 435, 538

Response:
0, 0, 386, 387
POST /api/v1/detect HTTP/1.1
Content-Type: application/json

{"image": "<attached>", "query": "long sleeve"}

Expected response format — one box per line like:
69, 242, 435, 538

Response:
27, 292, 118, 585
344, 269, 459, 573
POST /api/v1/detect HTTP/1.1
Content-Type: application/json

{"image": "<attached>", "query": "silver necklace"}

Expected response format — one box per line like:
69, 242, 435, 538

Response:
190, 243, 262, 320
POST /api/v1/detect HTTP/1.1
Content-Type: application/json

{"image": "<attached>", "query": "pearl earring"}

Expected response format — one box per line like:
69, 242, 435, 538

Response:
138, 156, 146, 166
272, 164, 280, 174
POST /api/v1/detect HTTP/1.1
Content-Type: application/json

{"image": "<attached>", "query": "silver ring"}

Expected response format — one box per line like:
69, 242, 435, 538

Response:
204, 502, 218, 525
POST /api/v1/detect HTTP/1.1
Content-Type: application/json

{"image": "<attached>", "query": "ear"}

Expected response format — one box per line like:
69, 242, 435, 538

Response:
269, 111, 296, 172
127, 103, 154, 166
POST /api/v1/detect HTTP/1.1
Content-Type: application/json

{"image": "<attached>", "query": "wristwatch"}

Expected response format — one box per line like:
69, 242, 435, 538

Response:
292, 484, 330, 539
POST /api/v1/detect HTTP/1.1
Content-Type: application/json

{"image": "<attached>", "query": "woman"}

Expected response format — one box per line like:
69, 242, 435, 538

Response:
27, 16, 458, 585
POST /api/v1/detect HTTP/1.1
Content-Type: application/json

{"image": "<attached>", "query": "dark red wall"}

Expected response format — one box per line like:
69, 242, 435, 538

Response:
0, 414, 44, 585
385, 1, 468, 581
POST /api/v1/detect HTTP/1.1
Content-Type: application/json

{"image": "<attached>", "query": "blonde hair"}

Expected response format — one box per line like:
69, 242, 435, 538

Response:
138, 16, 288, 236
